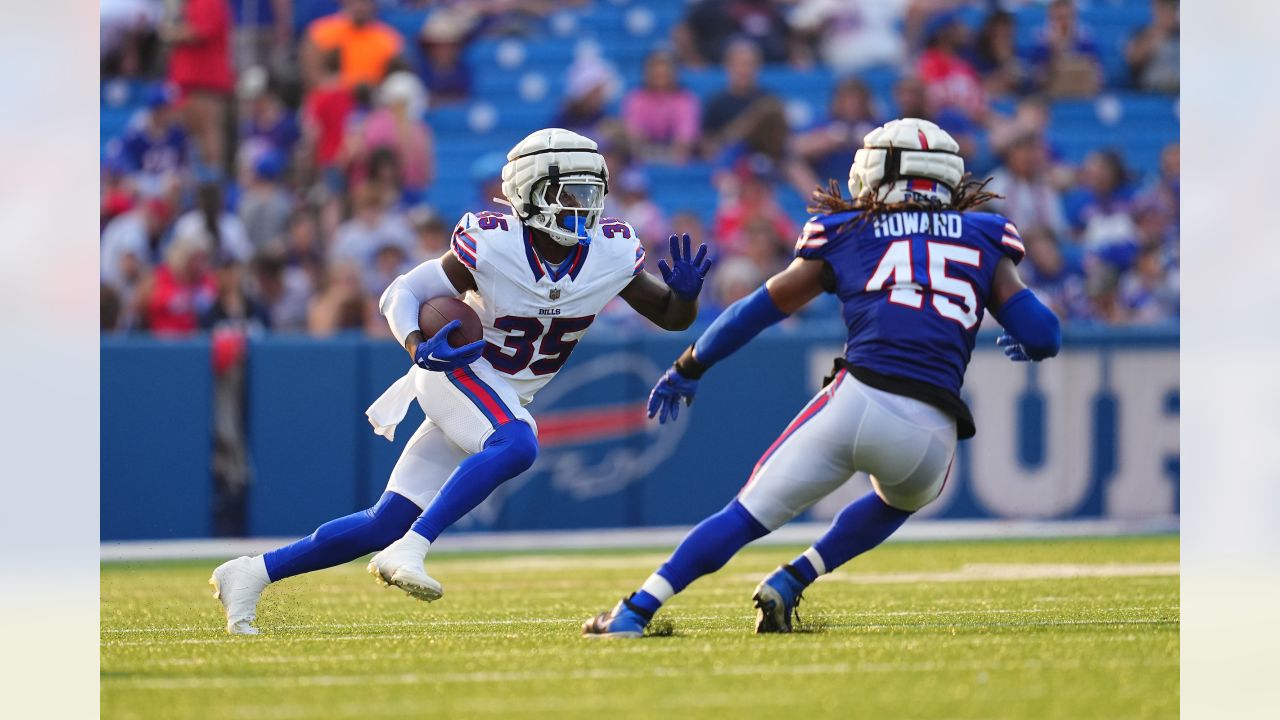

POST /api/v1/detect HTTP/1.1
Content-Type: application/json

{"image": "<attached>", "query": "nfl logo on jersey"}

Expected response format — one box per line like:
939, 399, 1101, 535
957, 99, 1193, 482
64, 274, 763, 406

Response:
549, 288, 561, 300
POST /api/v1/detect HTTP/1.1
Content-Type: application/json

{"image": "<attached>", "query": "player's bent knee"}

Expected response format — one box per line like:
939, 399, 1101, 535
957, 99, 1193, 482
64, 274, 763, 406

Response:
487, 421, 539, 474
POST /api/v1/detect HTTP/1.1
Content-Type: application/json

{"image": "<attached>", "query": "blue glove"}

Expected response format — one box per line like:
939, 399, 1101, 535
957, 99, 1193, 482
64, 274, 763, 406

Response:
647, 367, 700, 424
414, 320, 486, 371
996, 333, 1035, 362
657, 233, 713, 302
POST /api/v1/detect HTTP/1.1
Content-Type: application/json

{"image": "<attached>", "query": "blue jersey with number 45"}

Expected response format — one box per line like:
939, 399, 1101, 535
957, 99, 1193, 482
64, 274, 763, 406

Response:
795, 209, 1025, 405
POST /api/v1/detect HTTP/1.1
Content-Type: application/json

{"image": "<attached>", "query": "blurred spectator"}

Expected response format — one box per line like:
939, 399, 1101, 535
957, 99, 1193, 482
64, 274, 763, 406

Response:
101, 156, 137, 228
109, 83, 188, 199
308, 261, 372, 336
331, 182, 416, 270
347, 72, 434, 195
968, 9, 1030, 98
987, 131, 1070, 240
162, 0, 234, 173
366, 241, 413, 300
238, 150, 294, 250
1126, 0, 1179, 93
175, 182, 255, 266
553, 55, 621, 140
1073, 150, 1138, 263
792, 77, 879, 187
302, 50, 357, 176
710, 255, 768, 310
203, 262, 270, 332
891, 74, 980, 166
238, 70, 301, 161
701, 40, 789, 163
230, 0, 292, 74
1020, 226, 1088, 321
606, 169, 669, 242
417, 8, 476, 104
789, 0, 907, 74
408, 206, 451, 263
1026, 0, 1103, 98
1082, 262, 1127, 325
668, 210, 708, 255
674, 0, 793, 66
713, 155, 797, 258
1120, 243, 1178, 323
1135, 142, 1179, 233
739, 218, 791, 277
141, 223, 217, 335
622, 50, 701, 165
252, 251, 312, 332
101, 197, 173, 313
302, 0, 404, 89
917, 11, 986, 121
102, 284, 124, 332
101, 0, 163, 78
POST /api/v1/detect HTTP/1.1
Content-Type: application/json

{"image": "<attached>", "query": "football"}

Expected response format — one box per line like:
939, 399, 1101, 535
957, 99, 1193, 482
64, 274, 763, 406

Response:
419, 297, 483, 347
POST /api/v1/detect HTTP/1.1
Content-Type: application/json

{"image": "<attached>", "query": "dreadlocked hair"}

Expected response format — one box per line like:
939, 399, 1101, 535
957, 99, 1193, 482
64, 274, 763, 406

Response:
806, 174, 1002, 228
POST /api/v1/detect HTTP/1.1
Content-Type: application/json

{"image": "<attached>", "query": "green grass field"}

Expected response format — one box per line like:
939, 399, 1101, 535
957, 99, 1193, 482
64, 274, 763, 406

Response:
101, 536, 1178, 720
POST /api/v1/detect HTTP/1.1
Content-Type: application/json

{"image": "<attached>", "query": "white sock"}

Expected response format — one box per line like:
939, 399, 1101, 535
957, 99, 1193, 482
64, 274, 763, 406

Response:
249, 555, 271, 586
639, 573, 675, 603
399, 531, 432, 558
802, 547, 827, 576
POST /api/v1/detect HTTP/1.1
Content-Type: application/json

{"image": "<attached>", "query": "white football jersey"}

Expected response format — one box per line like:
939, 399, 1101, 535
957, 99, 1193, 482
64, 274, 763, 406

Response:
448, 210, 646, 404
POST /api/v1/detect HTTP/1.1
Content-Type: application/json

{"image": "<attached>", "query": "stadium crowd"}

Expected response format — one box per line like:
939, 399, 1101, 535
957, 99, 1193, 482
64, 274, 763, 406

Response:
100, 0, 1179, 338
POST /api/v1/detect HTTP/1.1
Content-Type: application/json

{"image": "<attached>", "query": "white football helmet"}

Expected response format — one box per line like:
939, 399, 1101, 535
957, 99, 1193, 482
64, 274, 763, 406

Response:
849, 118, 965, 206
500, 128, 609, 246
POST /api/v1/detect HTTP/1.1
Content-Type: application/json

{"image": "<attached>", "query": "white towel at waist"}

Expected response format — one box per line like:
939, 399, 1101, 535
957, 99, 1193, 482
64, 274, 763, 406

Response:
366, 367, 417, 441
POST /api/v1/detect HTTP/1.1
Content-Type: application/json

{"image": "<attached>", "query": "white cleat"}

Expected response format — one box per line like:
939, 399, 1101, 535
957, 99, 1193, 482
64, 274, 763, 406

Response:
210, 556, 270, 635
367, 536, 443, 602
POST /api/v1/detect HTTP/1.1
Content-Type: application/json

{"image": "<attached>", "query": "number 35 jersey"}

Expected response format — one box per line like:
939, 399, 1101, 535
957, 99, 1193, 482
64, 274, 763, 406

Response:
795, 209, 1025, 438
450, 210, 646, 405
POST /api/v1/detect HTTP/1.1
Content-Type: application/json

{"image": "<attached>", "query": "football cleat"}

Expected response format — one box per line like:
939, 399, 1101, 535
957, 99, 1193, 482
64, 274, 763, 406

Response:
210, 556, 270, 635
582, 597, 651, 639
367, 537, 443, 602
752, 564, 808, 634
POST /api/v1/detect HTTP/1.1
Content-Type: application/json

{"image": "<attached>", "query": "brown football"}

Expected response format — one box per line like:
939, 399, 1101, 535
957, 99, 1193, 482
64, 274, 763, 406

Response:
418, 297, 484, 347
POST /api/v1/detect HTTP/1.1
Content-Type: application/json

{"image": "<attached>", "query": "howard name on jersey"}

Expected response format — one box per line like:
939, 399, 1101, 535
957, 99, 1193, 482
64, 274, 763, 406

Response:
795, 209, 1025, 438
449, 210, 646, 405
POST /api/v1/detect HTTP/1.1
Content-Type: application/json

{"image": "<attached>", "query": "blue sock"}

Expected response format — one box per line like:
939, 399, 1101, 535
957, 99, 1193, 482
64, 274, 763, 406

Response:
410, 421, 539, 542
262, 491, 422, 582
788, 491, 913, 586
629, 499, 770, 616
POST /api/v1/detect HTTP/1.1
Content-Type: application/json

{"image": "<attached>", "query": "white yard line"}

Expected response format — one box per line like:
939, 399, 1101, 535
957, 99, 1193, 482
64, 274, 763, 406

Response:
731, 562, 1181, 586
110, 652, 1179, 691
101, 518, 1179, 561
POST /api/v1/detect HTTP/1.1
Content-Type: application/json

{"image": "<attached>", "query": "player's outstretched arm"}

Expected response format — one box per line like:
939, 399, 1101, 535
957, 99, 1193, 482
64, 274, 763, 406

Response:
647, 258, 826, 423
619, 233, 713, 331
988, 257, 1061, 362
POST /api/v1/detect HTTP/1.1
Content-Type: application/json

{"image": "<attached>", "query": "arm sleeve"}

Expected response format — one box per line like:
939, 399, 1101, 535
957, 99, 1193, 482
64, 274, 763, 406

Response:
991, 288, 1061, 360
682, 285, 788, 375
378, 258, 464, 345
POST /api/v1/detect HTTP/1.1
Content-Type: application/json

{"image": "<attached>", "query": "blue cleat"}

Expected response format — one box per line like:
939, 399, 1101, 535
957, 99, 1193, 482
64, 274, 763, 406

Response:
752, 564, 808, 633
582, 596, 652, 639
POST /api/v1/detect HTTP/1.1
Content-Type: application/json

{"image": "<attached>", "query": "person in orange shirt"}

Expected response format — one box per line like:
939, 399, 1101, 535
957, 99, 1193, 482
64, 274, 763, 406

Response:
301, 0, 404, 90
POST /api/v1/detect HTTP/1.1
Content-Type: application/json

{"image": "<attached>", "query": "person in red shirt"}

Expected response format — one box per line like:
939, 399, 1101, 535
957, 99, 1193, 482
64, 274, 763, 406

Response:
917, 12, 986, 122
163, 0, 235, 174
143, 225, 217, 335
302, 49, 357, 172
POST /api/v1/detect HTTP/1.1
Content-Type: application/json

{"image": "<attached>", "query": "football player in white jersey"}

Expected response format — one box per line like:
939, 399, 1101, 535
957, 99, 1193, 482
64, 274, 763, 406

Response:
210, 128, 713, 634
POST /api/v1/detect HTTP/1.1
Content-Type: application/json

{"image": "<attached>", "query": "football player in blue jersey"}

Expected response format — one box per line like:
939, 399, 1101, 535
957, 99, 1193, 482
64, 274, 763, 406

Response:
584, 118, 1061, 638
